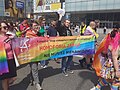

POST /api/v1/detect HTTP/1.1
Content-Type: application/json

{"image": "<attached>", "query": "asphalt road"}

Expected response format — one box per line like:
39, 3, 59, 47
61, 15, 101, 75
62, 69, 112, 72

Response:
0, 33, 110, 90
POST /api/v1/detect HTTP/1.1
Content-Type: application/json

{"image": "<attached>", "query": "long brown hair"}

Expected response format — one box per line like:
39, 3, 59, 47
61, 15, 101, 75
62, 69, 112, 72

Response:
0, 21, 8, 30
38, 17, 45, 24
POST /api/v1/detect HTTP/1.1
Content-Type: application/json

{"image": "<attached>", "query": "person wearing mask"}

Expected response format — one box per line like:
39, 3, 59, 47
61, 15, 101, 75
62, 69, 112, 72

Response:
26, 21, 42, 90
0, 21, 17, 90
56, 14, 74, 77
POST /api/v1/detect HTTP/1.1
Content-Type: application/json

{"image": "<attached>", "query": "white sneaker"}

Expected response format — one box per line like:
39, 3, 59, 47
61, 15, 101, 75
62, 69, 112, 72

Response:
41, 65, 44, 68
43, 65, 48, 68
67, 69, 74, 74
35, 83, 42, 90
90, 86, 100, 90
90, 86, 96, 90
41, 65, 47, 68
62, 70, 68, 77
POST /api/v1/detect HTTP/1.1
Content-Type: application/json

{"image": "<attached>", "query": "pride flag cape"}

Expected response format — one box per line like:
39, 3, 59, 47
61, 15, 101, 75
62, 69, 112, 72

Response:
92, 34, 109, 76
12, 36, 95, 65
0, 42, 9, 75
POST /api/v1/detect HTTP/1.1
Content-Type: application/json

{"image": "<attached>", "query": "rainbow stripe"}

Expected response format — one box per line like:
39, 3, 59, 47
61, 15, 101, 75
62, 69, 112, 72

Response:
0, 42, 9, 75
93, 34, 109, 76
13, 36, 95, 65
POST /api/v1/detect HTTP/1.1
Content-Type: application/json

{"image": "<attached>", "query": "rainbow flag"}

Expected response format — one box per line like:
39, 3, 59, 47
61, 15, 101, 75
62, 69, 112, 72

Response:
0, 42, 9, 75
92, 34, 109, 76
12, 36, 95, 65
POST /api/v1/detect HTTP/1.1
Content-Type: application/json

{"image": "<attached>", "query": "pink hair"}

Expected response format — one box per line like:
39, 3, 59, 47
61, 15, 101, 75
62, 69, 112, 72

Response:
111, 33, 120, 50
104, 33, 120, 51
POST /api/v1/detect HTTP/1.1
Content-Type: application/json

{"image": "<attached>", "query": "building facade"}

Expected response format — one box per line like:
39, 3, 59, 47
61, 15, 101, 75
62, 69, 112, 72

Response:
0, 0, 33, 18
33, 0, 65, 23
65, 0, 120, 28
0, 0, 5, 16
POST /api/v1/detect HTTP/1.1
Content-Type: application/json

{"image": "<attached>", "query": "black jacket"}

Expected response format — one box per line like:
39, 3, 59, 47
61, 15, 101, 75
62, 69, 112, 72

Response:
47, 26, 57, 36
56, 21, 72, 36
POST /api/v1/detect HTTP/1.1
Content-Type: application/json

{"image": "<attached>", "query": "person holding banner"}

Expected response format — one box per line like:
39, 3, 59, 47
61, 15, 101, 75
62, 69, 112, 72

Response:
47, 20, 57, 37
47, 20, 61, 63
0, 21, 17, 90
83, 21, 99, 70
26, 21, 42, 90
38, 17, 48, 68
91, 28, 120, 90
56, 13, 74, 77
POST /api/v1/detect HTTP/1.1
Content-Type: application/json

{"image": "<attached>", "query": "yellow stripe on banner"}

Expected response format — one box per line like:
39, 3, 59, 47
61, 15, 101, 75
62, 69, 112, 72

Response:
51, 3, 61, 10
17, 36, 94, 64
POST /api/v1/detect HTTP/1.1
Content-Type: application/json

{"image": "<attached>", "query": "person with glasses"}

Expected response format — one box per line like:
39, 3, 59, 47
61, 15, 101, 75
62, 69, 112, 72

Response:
56, 13, 73, 77
47, 20, 61, 63
0, 21, 17, 90
37, 17, 48, 68
26, 21, 42, 90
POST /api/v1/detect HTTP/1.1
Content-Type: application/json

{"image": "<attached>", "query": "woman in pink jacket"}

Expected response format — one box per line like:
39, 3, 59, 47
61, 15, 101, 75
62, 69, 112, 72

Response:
0, 21, 17, 90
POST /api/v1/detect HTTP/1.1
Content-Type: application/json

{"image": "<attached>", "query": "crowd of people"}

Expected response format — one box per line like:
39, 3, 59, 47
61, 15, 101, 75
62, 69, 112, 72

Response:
0, 12, 120, 90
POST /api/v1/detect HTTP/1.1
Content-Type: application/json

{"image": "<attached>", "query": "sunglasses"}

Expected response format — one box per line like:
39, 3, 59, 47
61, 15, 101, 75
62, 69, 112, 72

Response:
33, 26, 40, 29
1, 26, 8, 30
65, 21, 70, 24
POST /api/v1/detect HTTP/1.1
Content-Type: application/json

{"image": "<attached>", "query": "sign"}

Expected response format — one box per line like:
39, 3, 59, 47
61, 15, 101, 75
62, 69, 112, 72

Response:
16, 1, 24, 9
57, 9, 65, 16
33, 0, 61, 13
62, 2, 65, 10
51, 3, 61, 10
4, 0, 24, 18
46, 0, 60, 4
12, 36, 95, 65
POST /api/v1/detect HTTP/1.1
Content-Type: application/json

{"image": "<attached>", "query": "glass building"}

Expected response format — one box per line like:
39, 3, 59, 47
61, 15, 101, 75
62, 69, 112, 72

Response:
65, 0, 120, 28
0, 0, 5, 16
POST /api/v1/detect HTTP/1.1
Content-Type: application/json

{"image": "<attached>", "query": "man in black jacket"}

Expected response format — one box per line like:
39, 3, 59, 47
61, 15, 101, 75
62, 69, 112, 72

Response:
56, 14, 73, 77
47, 20, 57, 36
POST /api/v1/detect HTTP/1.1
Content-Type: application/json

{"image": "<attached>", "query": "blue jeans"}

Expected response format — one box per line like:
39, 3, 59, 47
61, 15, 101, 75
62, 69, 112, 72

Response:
40, 60, 46, 66
61, 56, 73, 71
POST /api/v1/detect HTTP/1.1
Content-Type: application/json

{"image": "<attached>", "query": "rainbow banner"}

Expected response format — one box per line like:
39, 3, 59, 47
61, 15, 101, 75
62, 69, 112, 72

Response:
93, 34, 109, 76
12, 36, 95, 65
0, 42, 9, 75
